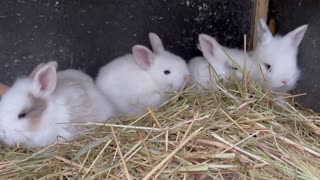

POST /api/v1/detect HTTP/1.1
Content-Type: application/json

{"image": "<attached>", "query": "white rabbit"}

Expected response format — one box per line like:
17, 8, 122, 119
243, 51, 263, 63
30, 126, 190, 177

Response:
253, 19, 308, 92
0, 62, 115, 147
188, 34, 243, 90
191, 19, 308, 93
96, 32, 190, 115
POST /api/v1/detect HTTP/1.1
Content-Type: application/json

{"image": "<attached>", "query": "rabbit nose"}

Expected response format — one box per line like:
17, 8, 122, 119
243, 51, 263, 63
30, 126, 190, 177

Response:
281, 80, 288, 85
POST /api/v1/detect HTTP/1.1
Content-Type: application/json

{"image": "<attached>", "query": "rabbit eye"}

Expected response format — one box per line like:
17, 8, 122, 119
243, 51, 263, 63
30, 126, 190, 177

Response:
18, 112, 27, 119
264, 63, 271, 72
231, 66, 238, 70
164, 70, 171, 75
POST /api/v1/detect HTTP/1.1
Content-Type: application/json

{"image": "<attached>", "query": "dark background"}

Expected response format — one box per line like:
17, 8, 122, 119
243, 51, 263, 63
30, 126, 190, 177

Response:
269, 0, 320, 111
0, 0, 319, 111
0, 0, 253, 83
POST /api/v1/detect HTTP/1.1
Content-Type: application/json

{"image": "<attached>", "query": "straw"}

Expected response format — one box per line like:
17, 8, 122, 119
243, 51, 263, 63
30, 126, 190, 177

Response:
0, 57, 320, 179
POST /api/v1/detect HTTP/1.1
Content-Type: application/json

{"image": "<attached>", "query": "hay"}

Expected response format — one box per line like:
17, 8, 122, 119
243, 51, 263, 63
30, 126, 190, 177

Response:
1, 77, 320, 179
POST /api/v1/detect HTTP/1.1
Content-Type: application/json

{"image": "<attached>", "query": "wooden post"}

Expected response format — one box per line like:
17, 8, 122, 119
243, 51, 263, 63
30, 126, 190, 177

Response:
268, 17, 276, 35
250, 0, 269, 50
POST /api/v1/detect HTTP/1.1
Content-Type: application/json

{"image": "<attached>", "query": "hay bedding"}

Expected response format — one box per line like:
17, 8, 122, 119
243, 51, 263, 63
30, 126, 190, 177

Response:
0, 76, 320, 180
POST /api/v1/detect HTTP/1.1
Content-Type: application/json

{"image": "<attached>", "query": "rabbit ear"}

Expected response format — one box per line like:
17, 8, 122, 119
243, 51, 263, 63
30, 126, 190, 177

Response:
132, 45, 155, 70
196, 43, 201, 51
258, 18, 273, 44
32, 61, 58, 97
199, 34, 223, 62
149, 32, 165, 54
284, 24, 308, 47
30, 63, 46, 78
0, 83, 10, 96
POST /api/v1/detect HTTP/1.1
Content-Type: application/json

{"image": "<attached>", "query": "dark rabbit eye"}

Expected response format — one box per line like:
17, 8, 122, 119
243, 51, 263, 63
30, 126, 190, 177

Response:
264, 63, 271, 71
164, 70, 171, 75
231, 66, 238, 70
18, 112, 27, 119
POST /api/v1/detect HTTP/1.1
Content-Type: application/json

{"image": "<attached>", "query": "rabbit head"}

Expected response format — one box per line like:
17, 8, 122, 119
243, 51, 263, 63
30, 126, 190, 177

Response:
198, 34, 241, 79
255, 19, 308, 92
0, 62, 59, 147
131, 33, 190, 92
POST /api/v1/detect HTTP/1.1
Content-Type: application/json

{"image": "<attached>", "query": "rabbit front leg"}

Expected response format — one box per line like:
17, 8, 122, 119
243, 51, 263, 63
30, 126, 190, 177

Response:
138, 92, 163, 111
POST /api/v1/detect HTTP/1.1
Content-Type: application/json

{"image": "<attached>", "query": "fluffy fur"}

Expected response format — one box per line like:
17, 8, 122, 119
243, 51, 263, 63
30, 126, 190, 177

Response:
96, 32, 190, 115
254, 19, 308, 92
0, 62, 115, 147
190, 19, 308, 93
189, 34, 243, 90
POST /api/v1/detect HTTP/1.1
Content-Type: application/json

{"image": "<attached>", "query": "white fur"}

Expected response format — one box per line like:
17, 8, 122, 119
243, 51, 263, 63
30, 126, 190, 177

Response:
0, 62, 115, 147
188, 34, 243, 90
189, 57, 218, 89
254, 19, 308, 92
190, 19, 308, 93
96, 33, 190, 115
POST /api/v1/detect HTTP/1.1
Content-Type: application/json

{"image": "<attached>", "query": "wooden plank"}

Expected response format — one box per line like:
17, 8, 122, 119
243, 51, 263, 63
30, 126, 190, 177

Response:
250, 0, 269, 50
268, 17, 276, 35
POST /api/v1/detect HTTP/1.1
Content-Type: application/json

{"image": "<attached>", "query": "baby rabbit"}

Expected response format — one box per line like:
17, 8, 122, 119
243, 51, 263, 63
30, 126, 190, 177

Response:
254, 19, 308, 92
0, 62, 115, 147
190, 18, 308, 93
96, 32, 190, 115
188, 34, 242, 90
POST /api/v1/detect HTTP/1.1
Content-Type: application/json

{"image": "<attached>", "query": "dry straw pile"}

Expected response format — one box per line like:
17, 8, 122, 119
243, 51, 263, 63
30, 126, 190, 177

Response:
1, 73, 320, 179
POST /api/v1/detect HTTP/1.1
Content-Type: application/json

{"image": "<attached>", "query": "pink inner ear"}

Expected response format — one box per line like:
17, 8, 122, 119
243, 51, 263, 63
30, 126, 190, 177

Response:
133, 46, 154, 70
201, 38, 215, 59
39, 72, 50, 92
35, 65, 57, 96
140, 50, 152, 68
207, 42, 215, 58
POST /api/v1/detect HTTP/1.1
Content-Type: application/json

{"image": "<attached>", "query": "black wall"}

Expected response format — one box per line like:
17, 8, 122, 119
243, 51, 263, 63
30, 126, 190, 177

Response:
269, 0, 320, 111
2, 1, 318, 111
0, 0, 253, 84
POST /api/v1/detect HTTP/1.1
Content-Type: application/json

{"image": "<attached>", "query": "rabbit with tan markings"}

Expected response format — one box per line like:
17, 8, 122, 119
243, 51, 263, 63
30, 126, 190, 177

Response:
0, 62, 115, 147
96, 32, 190, 115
